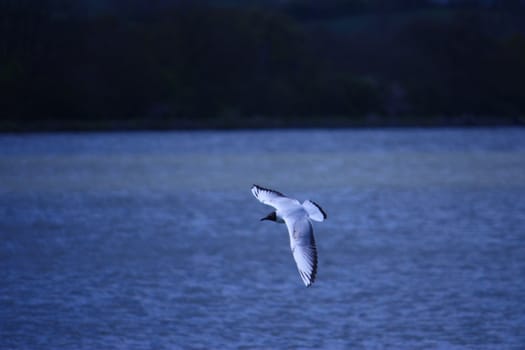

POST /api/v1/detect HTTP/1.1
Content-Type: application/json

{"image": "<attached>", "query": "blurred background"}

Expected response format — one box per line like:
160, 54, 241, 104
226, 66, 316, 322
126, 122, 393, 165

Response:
1, 0, 525, 131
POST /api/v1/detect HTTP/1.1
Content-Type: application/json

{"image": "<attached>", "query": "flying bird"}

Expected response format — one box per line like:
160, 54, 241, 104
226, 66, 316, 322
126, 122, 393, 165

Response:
251, 184, 327, 287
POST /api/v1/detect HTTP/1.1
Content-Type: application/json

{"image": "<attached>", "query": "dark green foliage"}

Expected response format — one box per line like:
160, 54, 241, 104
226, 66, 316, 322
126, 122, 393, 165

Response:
305, 8, 525, 122
1, 1, 524, 129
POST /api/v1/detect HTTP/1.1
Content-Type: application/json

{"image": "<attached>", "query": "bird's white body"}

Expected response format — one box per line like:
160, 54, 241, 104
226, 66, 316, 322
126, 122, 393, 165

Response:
251, 185, 327, 287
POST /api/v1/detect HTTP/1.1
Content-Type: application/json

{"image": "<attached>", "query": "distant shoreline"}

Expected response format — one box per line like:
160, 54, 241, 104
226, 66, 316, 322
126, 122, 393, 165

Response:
1, 115, 524, 133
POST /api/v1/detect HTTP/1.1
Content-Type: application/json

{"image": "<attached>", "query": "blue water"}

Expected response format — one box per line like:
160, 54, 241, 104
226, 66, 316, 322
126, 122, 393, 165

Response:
1, 128, 525, 349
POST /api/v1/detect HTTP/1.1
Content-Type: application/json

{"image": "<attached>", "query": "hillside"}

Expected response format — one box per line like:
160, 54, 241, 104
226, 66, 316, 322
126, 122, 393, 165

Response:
1, 1, 524, 130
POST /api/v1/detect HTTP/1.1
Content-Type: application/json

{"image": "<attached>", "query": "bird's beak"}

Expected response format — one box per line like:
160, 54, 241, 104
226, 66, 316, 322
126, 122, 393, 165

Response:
260, 213, 273, 221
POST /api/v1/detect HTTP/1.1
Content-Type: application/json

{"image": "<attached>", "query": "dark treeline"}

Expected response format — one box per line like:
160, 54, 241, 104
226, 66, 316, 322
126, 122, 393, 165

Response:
1, 0, 525, 130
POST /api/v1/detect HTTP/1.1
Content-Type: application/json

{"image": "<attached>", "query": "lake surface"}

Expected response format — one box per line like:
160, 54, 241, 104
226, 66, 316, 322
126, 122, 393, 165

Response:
1, 128, 525, 349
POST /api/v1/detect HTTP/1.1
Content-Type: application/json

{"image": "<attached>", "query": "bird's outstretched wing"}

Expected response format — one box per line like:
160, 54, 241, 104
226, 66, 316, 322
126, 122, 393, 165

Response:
251, 184, 300, 210
284, 214, 318, 287
302, 200, 327, 222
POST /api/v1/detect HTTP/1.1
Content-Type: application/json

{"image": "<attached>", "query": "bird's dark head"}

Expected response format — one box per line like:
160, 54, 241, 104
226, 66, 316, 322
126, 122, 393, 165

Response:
260, 211, 277, 222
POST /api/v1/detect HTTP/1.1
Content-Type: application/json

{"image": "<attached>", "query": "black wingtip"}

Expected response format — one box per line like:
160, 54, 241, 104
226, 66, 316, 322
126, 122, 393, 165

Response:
310, 200, 327, 220
305, 280, 315, 288
252, 184, 285, 197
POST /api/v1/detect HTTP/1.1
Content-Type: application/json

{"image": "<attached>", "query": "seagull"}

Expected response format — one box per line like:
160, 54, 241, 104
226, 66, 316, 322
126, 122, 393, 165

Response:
251, 184, 327, 287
